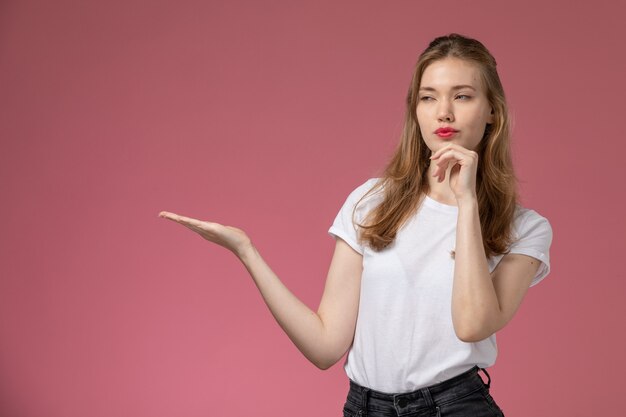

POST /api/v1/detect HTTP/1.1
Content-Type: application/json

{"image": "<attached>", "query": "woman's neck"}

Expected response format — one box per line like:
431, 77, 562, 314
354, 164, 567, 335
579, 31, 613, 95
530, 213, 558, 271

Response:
426, 162, 458, 206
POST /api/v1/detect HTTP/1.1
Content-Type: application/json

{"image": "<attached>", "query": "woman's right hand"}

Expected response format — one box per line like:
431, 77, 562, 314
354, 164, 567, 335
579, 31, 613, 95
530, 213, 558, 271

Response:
158, 211, 253, 258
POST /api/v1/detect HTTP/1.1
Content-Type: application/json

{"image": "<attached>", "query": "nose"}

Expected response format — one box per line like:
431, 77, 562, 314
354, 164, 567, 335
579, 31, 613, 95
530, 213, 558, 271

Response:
437, 99, 454, 122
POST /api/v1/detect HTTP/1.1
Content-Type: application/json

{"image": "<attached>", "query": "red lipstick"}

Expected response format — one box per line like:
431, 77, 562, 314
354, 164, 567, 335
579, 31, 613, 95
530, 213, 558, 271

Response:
434, 127, 458, 138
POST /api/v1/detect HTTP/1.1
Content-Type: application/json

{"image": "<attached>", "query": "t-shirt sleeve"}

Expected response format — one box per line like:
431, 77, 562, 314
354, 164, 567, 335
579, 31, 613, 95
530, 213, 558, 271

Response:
328, 179, 380, 255
508, 208, 553, 287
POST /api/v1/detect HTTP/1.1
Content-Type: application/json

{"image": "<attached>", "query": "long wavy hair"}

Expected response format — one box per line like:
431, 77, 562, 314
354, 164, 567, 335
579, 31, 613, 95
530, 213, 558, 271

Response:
357, 33, 517, 258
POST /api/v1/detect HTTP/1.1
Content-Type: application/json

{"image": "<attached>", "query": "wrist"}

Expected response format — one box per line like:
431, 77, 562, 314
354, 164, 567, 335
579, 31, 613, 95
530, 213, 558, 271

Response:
236, 241, 258, 264
456, 194, 479, 208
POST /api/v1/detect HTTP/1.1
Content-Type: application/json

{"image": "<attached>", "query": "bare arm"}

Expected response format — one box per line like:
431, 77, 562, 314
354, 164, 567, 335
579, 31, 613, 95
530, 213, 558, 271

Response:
158, 211, 362, 369
429, 145, 541, 343
452, 200, 539, 342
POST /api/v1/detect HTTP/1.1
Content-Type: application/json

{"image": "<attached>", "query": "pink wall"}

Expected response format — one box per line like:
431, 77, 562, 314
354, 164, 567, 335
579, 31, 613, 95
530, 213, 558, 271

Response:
1, 0, 624, 416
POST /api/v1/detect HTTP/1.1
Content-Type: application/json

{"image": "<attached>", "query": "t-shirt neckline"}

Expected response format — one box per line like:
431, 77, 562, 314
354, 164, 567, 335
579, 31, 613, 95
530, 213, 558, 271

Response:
423, 195, 459, 213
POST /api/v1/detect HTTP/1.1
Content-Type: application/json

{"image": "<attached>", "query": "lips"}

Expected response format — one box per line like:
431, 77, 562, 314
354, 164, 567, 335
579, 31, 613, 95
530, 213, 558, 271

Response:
434, 127, 458, 139
434, 127, 458, 134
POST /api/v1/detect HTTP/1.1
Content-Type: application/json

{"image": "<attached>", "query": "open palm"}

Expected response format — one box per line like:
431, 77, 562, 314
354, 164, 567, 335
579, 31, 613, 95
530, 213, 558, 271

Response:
159, 211, 251, 257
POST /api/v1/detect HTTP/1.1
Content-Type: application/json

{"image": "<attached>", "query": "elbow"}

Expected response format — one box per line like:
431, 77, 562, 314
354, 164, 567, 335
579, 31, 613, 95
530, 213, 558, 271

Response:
313, 361, 333, 371
308, 347, 347, 370
455, 329, 491, 343
311, 355, 341, 370
452, 309, 502, 343
453, 321, 496, 343
304, 334, 352, 370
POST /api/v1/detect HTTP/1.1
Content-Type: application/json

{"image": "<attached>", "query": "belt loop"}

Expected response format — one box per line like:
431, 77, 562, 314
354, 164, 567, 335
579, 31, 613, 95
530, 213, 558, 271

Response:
420, 387, 435, 408
359, 386, 369, 416
479, 367, 492, 389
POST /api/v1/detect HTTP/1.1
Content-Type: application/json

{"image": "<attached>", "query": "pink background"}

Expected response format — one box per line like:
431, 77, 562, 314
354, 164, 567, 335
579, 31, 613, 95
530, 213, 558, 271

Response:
1, 0, 624, 416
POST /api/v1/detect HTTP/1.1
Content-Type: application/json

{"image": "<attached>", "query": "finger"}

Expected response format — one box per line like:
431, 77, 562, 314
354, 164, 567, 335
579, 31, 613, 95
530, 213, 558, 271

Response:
181, 222, 209, 236
435, 146, 468, 159
181, 219, 222, 236
430, 144, 456, 160
435, 154, 459, 173
159, 211, 188, 222
433, 149, 471, 182
430, 143, 471, 160
432, 159, 445, 175
435, 149, 474, 168
432, 159, 450, 182
160, 212, 202, 226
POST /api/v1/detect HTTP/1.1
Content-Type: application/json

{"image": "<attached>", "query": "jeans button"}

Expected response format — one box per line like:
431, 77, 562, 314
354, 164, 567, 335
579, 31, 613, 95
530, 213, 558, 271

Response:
397, 397, 408, 408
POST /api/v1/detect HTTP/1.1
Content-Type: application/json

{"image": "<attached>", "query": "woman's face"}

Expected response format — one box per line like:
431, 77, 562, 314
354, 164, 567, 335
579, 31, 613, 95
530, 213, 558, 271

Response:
416, 57, 494, 153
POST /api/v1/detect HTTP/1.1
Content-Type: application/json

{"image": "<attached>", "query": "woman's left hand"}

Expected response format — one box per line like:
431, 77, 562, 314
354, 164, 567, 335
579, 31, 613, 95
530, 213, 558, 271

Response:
430, 144, 479, 203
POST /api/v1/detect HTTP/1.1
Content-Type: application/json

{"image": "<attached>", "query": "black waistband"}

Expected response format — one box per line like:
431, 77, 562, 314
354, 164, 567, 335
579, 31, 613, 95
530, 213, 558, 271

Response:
347, 366, 491, 412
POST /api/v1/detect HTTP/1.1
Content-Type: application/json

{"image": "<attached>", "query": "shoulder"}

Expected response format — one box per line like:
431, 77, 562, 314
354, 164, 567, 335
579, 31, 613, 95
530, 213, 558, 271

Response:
335, 178, 385, 223
329, 178, 383, 254
341, 178, 384, 209
512, 205, 553, 239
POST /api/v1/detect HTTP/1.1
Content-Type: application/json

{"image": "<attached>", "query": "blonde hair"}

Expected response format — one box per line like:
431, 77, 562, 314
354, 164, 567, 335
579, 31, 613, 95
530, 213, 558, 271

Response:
357, 33, 517, 258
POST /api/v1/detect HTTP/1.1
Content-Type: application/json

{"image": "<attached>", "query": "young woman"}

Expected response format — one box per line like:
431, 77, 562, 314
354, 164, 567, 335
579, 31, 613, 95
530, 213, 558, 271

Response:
159, 33, 552, 416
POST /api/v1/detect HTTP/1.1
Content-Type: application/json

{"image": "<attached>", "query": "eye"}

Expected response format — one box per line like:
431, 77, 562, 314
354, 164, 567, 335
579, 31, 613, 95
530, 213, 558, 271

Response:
456, 95, 472, 100
419, 96, 434, 101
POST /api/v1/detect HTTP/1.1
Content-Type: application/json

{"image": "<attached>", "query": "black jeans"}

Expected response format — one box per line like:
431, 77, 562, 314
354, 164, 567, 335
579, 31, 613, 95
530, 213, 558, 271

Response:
342, 366, 505, 417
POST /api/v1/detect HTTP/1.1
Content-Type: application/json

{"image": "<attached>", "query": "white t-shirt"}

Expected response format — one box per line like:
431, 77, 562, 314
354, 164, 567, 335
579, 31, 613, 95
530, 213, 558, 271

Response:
328, 178, 553, 393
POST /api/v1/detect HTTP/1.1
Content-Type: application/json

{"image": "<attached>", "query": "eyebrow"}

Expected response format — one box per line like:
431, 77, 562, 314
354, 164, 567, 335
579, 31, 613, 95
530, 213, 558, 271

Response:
419, 85, 477, 92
